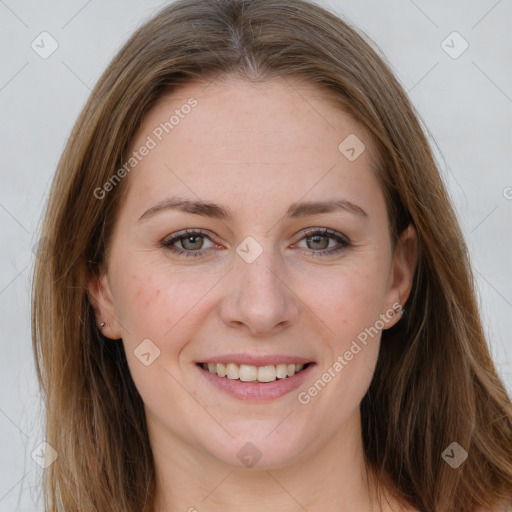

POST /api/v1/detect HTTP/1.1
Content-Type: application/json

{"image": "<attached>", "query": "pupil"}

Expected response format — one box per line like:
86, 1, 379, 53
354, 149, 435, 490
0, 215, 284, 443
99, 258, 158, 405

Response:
184, 235, 202, 250
309, 235, 328, 250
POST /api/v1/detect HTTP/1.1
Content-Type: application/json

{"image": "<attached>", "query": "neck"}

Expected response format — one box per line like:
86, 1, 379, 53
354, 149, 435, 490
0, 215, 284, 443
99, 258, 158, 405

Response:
149, 410, 388, 512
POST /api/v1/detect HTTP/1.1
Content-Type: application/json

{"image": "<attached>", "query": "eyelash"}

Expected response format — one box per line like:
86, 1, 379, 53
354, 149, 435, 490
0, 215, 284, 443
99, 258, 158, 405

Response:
161, 228, 351, 258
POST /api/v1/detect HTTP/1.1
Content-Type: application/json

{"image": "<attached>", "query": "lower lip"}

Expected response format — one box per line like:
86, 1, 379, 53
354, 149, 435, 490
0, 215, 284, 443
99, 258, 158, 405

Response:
196, 363, 315, 402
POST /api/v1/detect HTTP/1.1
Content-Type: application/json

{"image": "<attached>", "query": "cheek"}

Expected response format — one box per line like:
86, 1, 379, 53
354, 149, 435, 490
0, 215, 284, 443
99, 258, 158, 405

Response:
110, 260, 225, 377
300, 258, 389, 344
302, 275, 383, 424
297, 257, 387, 404
322, 340, 380, 424
113, 259, 216, 338
111, 266, 215, 412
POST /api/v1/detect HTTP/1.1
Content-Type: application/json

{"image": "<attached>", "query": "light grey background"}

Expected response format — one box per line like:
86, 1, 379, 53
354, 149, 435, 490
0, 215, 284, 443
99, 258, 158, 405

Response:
0, 0, 511, 509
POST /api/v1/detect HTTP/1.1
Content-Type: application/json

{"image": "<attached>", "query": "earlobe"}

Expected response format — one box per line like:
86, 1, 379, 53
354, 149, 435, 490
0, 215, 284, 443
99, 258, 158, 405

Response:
382, 302, 405, 330
86, 269, 123, 340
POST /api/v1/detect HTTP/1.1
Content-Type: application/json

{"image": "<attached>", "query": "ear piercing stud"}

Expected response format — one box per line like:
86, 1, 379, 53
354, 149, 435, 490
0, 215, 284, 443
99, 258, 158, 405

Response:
99, 322, 106, 328
394, 304, 405, 317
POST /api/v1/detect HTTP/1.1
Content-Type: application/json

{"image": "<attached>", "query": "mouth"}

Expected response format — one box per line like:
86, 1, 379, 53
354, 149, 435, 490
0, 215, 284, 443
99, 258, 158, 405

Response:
197, 361, 311, 383
195, 360, 315, 401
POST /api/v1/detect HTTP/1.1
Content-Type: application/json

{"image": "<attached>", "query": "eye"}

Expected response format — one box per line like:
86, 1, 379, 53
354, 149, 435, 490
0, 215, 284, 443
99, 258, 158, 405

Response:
161, 229, 216, 258
161, 227, 351, 259
294, 228, 350, 256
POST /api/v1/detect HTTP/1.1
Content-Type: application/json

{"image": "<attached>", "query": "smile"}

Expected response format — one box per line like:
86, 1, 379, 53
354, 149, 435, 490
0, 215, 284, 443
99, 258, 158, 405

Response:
200, 362, 309, 383
196, 360, 315, 401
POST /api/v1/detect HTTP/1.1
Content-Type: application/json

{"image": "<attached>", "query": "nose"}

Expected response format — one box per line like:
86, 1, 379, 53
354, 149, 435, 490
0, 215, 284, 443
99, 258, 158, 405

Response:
219, 243, 300, 337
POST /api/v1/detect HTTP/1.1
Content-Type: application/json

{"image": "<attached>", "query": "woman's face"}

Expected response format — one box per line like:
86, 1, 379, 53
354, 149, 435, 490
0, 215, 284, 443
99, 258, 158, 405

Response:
89, 76, 416, 469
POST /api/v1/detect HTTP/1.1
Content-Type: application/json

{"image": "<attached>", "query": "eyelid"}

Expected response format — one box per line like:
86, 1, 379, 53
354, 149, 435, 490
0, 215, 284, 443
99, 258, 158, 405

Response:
161, 227, 351, 257
299, 227, 350, 243
161, 228, 216, 246
291, 227, 350, 253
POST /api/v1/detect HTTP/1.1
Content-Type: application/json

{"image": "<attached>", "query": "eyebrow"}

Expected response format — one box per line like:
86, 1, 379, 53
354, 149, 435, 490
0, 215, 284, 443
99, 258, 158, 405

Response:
137, 196, 368, 223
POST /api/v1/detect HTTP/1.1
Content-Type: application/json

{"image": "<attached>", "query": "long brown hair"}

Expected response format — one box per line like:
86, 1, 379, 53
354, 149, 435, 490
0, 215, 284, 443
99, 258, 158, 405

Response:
32, 0, 512, 510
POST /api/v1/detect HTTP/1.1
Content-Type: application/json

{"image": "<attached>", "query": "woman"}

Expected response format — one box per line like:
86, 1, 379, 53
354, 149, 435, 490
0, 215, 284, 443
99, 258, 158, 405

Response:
32, 0, 512, 510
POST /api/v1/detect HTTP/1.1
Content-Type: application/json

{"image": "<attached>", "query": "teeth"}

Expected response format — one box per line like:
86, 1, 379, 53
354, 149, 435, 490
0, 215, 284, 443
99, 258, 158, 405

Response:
226, 363, 239, 380
217, 363, 227, 378
276, 363, 288, 378
239, 364, 258, 381
202, 362, 308, 382
257, 365, 276, 382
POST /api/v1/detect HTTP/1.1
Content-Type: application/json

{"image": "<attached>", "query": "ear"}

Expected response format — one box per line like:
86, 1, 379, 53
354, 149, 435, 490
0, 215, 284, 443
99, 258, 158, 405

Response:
383, 222, 418, 329
87, 268, 123, 340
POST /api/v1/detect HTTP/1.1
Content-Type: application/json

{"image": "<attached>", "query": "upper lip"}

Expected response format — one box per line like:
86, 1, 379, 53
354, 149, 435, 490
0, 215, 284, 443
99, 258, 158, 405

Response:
197, 354, 314, 366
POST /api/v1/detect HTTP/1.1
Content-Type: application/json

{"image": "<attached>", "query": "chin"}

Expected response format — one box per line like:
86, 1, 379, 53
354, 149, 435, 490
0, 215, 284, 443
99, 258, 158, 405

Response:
198, 427, 308, 470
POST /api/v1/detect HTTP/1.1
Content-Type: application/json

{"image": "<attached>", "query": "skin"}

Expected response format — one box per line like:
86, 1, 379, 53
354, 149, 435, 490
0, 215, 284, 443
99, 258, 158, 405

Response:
88, 75, 418, 512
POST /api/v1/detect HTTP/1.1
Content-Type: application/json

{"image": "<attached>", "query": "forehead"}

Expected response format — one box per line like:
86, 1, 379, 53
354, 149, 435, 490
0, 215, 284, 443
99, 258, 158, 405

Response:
136, 75, 369, 155
120, 75, 384, 222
